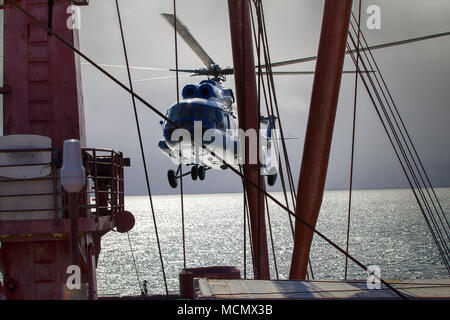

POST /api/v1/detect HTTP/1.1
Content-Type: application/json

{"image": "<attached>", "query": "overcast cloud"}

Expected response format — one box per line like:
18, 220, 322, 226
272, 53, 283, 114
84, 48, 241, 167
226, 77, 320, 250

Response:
74, 0, 450, 195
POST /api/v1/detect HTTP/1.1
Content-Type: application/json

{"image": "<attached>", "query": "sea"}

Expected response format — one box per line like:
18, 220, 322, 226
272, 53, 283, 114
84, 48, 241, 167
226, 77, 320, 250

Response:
96, 188, 450, 297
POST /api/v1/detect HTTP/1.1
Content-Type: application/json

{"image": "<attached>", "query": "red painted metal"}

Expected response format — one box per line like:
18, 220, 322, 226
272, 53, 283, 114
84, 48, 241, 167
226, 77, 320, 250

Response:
228, 0, 270, 279
0, 1, 132, 300
0, 216, 115, 236
289, 0, 353, 280
116, 211, 135, 233
3, 0, 86, 149
69, 193, 80, 266
0, 147, 128, 299
179, 266, 241, 299
0, 0, 89, 300
87, 244, 97, 300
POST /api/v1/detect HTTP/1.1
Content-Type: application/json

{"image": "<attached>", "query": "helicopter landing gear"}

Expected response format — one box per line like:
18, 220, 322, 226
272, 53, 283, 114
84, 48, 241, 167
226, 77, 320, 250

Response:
267, 173, 277, 186
198, 166, 206, 181
191, 165, 199, 180
168, 169, 178, 188
168, 165, 209, 188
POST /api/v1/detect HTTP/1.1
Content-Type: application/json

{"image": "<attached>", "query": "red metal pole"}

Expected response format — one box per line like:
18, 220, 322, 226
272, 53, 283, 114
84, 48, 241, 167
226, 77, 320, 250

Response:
289, 0, 353, 279
228, 0, 270, 279
69, 193, 80, 266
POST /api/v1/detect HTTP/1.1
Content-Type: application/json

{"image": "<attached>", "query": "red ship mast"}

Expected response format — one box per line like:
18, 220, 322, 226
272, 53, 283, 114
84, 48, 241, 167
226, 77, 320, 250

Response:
0, 0, 133, 300
228, 0, 270, 280
290, 0, 353, 279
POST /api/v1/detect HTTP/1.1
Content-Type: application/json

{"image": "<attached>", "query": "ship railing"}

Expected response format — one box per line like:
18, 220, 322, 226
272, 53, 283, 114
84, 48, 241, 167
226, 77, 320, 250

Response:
0, 147, 129, 229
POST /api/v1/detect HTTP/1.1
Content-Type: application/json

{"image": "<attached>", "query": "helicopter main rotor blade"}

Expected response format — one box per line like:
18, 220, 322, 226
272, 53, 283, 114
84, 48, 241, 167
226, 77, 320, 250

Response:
169, 68, 202, 74
162, 13, 215, 68
258, 31, 450, 69
124, 74, 192, 84
259, 70, 374, 75
81, 62, 170, 71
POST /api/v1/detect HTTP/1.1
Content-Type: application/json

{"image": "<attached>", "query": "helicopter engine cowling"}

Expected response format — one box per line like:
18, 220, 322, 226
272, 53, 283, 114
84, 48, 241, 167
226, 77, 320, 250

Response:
198, 83, 224, 100
182, 84, 199, 99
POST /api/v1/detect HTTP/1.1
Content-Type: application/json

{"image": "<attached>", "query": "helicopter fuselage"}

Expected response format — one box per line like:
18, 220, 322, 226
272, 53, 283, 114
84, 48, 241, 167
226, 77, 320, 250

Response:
158, 80, 278, 187
158, 80, 239, 170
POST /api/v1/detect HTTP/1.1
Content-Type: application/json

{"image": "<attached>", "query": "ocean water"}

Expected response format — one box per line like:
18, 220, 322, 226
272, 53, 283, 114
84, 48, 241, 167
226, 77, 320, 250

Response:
96, 188, 450, 296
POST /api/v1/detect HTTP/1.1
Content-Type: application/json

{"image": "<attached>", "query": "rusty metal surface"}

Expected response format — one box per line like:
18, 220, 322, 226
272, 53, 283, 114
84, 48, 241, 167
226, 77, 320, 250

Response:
228, 0, 270, 280
289, 0, 354, 279
3, 0, 86, 149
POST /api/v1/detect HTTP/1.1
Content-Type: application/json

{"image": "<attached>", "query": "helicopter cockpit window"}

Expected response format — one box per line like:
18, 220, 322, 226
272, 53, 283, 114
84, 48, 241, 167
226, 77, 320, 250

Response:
193, 104, 216, 124
205, 108, 215, 123
168, 106, 179, 121
180, 104, 192, 119
193, 104, 204, 120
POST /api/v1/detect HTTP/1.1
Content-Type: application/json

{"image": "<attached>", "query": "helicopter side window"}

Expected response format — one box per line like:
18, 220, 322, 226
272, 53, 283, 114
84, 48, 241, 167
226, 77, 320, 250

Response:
224, 115, 230, 130
204, 108, 215, 123
168, 106, 179, 121
216, 110, 225, 131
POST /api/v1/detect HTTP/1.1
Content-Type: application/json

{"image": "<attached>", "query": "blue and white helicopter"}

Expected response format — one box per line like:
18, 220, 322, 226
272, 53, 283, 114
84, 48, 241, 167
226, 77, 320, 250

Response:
158, 14, 279, 188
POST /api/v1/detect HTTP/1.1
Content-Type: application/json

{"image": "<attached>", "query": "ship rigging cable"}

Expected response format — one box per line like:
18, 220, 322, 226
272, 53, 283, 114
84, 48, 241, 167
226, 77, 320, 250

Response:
253, 0, 273, 280
345, 0, 362, 281
348, 14, 450, 267
126, 232, 142, 294
10, 0, 412, 298
172, 0, 188, 272
348, 12, 450, 240
114, 0, 169, 294
346, 38, 450, 272
250, 0, 314, 279
240, 165, 255, 279
346, 16, 450, 272
251, 0, 288, 280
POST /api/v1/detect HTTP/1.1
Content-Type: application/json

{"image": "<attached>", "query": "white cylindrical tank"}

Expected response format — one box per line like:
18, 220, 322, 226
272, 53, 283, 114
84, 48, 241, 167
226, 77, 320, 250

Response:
61, 139, 86, 193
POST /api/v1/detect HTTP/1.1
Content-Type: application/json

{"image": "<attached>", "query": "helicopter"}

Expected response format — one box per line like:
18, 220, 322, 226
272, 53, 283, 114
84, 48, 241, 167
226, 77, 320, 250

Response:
78, 12, 450, 190
149, 13, 448, 189
158, 13, 279, 189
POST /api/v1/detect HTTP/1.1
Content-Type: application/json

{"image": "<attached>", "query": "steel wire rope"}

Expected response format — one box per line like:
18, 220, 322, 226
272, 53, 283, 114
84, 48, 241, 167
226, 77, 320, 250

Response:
254, 0, 315, 279
348, 18, 450, 252
265, 195, 279, 279
255, 0, 263, 280
254, 1, 314, 278
249, 1, 295, 241
172, 0, 187, 271
11, 0, 408, 298
347, 19, 450, 263
349, 14, 450, 239
242, 167, 247, 279
240, 165, 255, 279
251, 0, 295, 280
346, 30, 450, 272
253, 0, 277, 281
344, 0, 362, 280
347, 30, 450, 268
126, 232, 143, 294
114, 0, 168, 294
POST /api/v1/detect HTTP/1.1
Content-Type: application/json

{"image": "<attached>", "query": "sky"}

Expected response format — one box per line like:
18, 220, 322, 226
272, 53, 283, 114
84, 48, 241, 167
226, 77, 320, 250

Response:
73, 0, 450, 195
